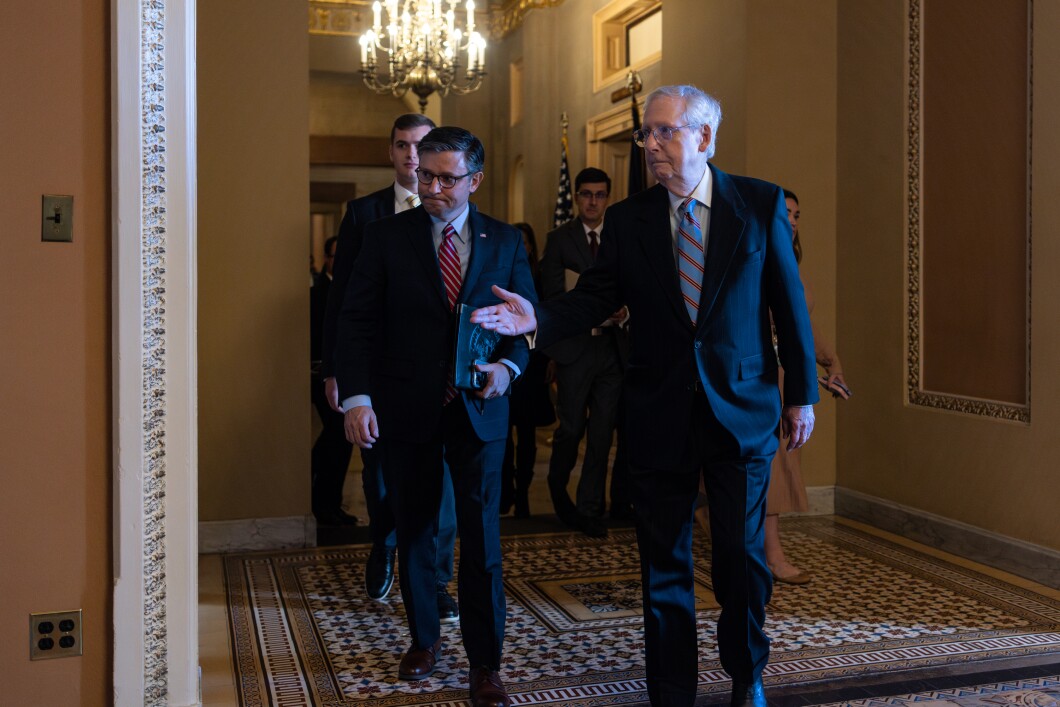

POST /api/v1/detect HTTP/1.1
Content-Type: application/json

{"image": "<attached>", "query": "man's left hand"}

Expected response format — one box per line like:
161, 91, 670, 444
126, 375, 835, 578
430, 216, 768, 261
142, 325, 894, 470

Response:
473, 363, 510, 400
781, 405, 815, 451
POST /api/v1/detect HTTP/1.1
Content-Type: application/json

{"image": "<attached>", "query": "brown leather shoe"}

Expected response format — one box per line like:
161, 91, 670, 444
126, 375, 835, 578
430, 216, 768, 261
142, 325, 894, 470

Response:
397, 639, 442, 680
469, 666, 511, 707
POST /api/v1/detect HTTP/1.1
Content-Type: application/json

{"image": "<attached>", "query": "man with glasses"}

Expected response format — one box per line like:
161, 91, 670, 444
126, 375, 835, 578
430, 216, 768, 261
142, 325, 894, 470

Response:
321, 114, 461, 623
540, 167, 628, 538
336, 126, 534, 707
472, 85, 818, 707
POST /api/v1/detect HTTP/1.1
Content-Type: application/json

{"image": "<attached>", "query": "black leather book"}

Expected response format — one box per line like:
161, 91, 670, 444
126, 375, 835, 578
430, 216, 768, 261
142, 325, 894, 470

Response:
453, 304, 501, 390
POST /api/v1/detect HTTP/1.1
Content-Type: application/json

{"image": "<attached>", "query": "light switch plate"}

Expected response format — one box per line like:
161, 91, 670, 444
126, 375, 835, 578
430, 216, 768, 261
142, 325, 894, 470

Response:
41, 194, 73, 242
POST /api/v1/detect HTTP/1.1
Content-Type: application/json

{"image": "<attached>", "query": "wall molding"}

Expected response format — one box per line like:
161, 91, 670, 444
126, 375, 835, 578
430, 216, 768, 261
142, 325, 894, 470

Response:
835, 487, 1059, 589
904, 0, 1033, 422
112, 0, 199, 704
199, 516, 317, 554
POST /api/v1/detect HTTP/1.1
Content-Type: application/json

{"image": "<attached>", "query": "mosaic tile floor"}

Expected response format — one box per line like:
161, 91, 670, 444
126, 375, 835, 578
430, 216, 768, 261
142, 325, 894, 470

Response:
221, 518, 1060, 706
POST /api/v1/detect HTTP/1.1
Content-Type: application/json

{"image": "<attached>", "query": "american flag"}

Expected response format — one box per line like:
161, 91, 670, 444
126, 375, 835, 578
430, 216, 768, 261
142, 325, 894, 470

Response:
628, 98, 647, 196
553, 133, 574, 228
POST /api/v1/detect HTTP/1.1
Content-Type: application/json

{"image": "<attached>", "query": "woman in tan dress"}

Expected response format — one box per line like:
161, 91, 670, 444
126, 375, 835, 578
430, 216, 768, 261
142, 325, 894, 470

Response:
767, 190, 850, 584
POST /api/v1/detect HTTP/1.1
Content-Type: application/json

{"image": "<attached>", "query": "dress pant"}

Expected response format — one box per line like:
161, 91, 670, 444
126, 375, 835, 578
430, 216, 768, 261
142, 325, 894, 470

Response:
362, 444, 456, 585
311, 373, 354, 518
629, 393, 773, 707
548, 333, 623, 518
608, 391, 631, 513
384, 401, 506, 669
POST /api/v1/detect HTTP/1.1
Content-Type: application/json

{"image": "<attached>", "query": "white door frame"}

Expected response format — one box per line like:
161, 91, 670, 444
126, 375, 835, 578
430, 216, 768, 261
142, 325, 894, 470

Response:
112, 0, 199, 704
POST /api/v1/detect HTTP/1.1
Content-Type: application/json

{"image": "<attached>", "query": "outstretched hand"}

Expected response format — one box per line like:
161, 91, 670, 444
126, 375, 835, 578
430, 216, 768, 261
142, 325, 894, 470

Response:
470, 285, 538, 336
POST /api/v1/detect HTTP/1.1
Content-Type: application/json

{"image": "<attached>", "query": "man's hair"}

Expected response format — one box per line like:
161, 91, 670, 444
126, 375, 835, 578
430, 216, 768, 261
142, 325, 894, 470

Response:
574, 167, 611, 194
644, 85, 723, 159
390, 113, 436, 143
417, 126, 485, 174
782, 188, 802, 265
324, 235, 338, 257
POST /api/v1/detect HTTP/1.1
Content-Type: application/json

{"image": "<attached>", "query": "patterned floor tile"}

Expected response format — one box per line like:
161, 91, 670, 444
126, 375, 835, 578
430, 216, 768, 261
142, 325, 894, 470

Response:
223, 518, 1060, 706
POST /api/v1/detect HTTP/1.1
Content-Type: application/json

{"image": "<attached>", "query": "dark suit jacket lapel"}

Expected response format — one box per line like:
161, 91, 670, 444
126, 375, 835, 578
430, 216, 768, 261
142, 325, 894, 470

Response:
378, 186, 396, 219
569, 220, 594, 270
638, 184, 691, 326
406, 207, 450, 309
460, 207, 490, 302
698, 164, 746, 327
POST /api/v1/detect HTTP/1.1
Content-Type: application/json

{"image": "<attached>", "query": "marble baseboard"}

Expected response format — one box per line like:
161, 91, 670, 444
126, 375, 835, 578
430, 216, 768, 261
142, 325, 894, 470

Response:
793, 485, 835, 516
199, 515, 317, 554
835, 488, 1060, 589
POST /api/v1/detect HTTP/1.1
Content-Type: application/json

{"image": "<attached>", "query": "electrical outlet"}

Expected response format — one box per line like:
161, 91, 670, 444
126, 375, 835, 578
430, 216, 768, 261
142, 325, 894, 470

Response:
30, 610, 82, 660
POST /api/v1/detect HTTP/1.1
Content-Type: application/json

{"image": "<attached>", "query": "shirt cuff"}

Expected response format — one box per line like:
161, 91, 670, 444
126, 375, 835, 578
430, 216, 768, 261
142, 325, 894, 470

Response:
497, 358, 521, 380
342, 394, 372, 412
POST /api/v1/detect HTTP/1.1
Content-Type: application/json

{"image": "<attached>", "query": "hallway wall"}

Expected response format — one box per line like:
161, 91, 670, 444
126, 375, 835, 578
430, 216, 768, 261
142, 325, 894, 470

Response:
0, 1, 111, 703
197, 0, 312, 522
836, 1, 1060, 551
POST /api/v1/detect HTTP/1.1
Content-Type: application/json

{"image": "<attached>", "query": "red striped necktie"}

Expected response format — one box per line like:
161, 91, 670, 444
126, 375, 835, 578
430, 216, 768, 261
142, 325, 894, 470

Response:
440, 222, 462, 310
440, 223, 462, 404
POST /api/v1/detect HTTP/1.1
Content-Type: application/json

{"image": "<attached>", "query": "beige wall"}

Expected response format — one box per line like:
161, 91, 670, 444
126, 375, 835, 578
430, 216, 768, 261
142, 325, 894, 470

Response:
198, 0, 312, 521
0, 0, 111, 703
836, 1, 1060, 550
744, 1, 839, 490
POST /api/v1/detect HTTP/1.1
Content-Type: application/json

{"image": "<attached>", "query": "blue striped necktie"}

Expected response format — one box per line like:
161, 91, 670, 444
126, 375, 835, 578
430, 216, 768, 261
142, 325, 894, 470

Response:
677, 196, 704, 323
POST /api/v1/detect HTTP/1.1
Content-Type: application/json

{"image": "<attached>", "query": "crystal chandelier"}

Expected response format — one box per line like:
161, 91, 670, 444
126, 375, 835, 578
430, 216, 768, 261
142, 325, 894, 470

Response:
358, 0, 487, 113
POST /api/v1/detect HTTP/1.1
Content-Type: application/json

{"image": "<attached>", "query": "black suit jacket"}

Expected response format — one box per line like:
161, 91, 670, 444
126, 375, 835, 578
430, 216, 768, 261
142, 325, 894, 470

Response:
537, 165, 819, 469
539, 217, 629, 366
321, 185, 395, 378
336, 206, 537, 444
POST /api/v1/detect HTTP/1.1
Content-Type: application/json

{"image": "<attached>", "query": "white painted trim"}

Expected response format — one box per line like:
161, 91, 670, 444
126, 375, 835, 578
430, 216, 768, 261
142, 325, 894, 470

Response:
112, 1, 146, 701
112, 0, 199, 704
165, 1, 200, 703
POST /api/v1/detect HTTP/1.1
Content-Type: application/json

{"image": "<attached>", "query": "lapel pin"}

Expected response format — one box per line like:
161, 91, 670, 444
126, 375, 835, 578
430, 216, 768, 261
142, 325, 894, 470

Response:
479, 233, 487, 238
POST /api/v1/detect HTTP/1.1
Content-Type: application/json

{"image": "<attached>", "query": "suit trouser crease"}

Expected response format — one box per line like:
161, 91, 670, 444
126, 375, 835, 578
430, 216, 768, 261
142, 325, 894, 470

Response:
549, 336, 623, 518
363, 445, 457, 585
629, 394, 773, 705
386, 402, 506, 669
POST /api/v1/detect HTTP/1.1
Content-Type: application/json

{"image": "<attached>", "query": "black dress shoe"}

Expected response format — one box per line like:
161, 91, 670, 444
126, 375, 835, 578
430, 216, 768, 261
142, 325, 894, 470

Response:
730, 678, 766, 707
437, 585, 459, 623
397, 639, 442, 680
364, 545, 396, 600
469, 666, 511, 707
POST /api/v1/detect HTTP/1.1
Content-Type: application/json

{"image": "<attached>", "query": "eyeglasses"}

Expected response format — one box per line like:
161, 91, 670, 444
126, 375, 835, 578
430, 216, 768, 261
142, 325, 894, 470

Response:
415, 168, 475, 189
576, 190, 609, 201
632, 124, 701, 147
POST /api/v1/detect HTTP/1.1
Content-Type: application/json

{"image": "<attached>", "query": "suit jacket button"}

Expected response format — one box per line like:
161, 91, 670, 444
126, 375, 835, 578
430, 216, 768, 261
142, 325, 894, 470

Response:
694, 341, 702, 349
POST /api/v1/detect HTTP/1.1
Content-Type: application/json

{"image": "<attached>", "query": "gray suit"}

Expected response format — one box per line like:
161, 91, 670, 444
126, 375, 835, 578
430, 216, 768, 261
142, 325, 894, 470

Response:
539, 218, 628, 520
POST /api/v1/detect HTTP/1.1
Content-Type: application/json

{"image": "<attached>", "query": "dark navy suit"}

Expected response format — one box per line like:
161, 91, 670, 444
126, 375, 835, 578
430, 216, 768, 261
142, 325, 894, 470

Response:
336, 205, 535, 668
536, 165, 818, 705
323, 186, 456, 583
